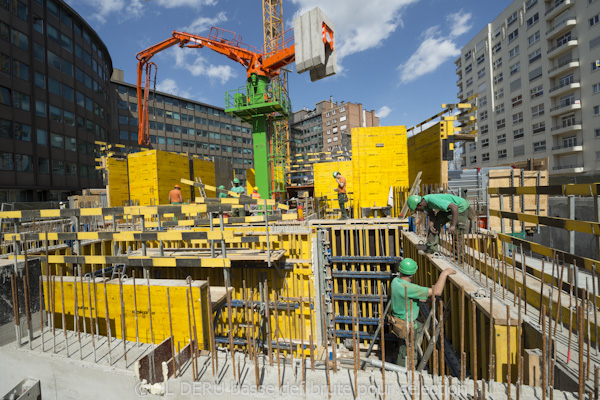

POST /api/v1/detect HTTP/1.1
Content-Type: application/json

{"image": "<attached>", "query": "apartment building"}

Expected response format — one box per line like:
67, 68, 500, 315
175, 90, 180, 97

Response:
290, 98, 378, 155
457, 0, 600, 182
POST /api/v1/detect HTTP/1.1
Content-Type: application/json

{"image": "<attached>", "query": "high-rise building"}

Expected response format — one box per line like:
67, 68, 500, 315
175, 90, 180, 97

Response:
0, 0, 112, 201
290, 98, 378, 155
0, 0, 254, 202
456, 0, 600, 182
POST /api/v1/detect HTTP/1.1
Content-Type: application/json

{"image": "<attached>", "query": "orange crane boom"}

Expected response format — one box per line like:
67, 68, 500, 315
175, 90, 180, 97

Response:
135, 28, 295, 145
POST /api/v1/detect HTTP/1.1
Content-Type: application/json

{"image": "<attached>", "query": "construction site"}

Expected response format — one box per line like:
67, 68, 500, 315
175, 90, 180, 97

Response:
1, 2, 600, 400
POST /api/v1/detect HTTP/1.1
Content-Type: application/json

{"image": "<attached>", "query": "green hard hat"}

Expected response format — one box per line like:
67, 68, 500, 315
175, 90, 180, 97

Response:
333, 171, 339, 178
399, 258, 418, 275
218, 185, 225, 189
233, 178, 240, 184
407, 195, 422, 211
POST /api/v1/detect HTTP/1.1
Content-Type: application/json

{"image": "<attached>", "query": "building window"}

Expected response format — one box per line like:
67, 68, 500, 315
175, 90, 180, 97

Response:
12, 90, 29, 111
558, 73, 574, 88
526, 13, 539, 28
494, 88, 504, 100
465, 64, 472, 73
556, 31, 572, 47
481, 138, 489, 147
512, 111, 523, 124
496, 119, 506, 130
477, 54, 485, 65
470, 156, 477, 164
591, 14, 600, 27
533, 140, 546, 152
479, 110, 488, 121
595, 105, 600, 115
529, 48, 541, 64
531, 104, 544, 118
561, 114, 576, 127
480, 124, 489, 135
562, 135, 577, 148
493, 58, 503, 70
593, 83, 600, 93
560, 93, 575, 107
466, 77, 473, 87
498, 149, 507, 159
0, 152, 14, 170
512, 95, 522, 107
497, 133, 507, 144
492, 43, 501, 54
494, 73, 504, 85
508, 29, 519, 43
528, 31, 540, 46
469, 143, 476, 151
479, 96, 487, 107
530, 85, 543, 99
513, 128, 524, 139
509, 45, 520, 59
532, 121, 545, 134
477, 68, 485, 79
510, 62, 520, 76
482, 153, 490, 162
595, 128, 600, 137
525, 0, 537, 10
507, 12, 518, 26
495, 103, 505, 114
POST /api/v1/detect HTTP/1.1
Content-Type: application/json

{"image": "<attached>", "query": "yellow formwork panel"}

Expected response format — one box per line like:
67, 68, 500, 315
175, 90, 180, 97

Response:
351, 126, 409, 215
407, 120, 452, 187
106, 158, 129, 207
313, 160, 353, 207
43, 277, 210, 350
192, 158, 216, 196
493, 324, 519, 383
128, 150, 192, 206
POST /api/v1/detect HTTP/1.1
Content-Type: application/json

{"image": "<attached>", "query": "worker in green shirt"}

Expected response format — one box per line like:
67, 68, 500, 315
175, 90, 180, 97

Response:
390, 258, 456, 367
407, 194, 472, 256
218, 185, 228, 199
231, 178, 245, 217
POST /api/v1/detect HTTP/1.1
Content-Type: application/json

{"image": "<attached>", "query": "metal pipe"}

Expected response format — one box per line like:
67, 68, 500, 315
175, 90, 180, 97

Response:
542, 305, 546, 400
275, 292, 281, 392
379, 282, 386, 400
225, 273, 237, 384
74, 277, 82, 360
206, 277, 216, 380
265, 279, 273, 367
102, 273, 112, 364
39, 276, 44, 352
146, 275, 154, 347
167, 287, 177, 378
119, 276, 127, 367
132, 271, 139, 347
60, 275, 68, 357
185, 288, 196, 382
507, 305, 512, 400
321, 294, 331, 399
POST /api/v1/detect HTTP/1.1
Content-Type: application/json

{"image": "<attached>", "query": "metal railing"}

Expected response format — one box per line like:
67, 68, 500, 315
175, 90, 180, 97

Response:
546, 17, 576, 36
551, 121, 581, 131
545, 0, 567, 16
549, 101, 580, 112
549, 79, 579, 93
552, 141, 581, 150
547, 37, 577, 54
552, 164, 584, 170
548, 58, 578, 74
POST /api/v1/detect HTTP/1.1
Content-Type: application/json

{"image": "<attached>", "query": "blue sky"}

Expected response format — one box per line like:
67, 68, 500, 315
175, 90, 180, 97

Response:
65, 0, 510, 128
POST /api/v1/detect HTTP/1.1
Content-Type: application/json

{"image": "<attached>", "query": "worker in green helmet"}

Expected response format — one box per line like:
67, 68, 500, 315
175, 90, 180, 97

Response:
333, 171, 348, 219
218, 185, 228, 199
231, 177, 245, 217
407, 194, 473, 258
390, 257, 456, 367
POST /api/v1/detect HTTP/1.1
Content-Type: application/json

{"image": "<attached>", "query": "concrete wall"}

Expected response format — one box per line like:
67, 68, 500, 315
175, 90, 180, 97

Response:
530, 197, 598, 260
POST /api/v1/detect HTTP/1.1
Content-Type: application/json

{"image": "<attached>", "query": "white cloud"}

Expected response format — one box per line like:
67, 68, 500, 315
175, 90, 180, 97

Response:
181, 11, 227, 33
447, 11, 472, 38
154, 0, 215, 8
376, 106, 392, 119
156, 77, 192, 98
290, 0, 419, 59
166, 47, 237, 85
398, 11, 472, 84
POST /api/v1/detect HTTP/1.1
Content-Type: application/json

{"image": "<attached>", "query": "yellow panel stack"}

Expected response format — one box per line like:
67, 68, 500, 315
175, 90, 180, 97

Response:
351, 126, 409, 215
192, 158, 216, 196
106, 158, 129, 207
313, 160, 353, 208
128, 150, 191, 206
407, 121, 452, 187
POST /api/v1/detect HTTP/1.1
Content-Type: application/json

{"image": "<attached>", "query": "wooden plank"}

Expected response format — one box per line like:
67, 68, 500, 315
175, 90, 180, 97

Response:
136, 336, 173, 384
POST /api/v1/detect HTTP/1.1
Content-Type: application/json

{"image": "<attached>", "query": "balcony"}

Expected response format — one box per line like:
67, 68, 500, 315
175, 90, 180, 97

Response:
457, 77, 463, 86
549, 101, 581, 116
545, 0, 574, 19
552, 164, 584, 175
551, 142, 583, 155
546, 17, 577, 39
549, 81, 580, 97
551, 122, 582, 136
547, 38, 578, 58
548, 59, 579, 78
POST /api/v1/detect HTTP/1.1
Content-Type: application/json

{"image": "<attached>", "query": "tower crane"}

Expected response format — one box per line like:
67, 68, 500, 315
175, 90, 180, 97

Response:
136, 8, 335, 200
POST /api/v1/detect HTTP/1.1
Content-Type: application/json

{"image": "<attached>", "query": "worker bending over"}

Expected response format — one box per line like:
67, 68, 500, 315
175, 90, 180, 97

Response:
231, 178, 245, 217
168, 184, 183, 205
333, 171, 348, 220
217, 185, 228, 199
390, 258, 456, 367
407, 194, 473, 257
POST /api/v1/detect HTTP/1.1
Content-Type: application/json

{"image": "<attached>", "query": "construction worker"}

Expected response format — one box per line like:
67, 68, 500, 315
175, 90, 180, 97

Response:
333, 171, 348, 220
407, 194, 472, 256
218, 185, 227, 199
168, 184, 183, 205
231, 178, 245, 217
390, 258, 456, 367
